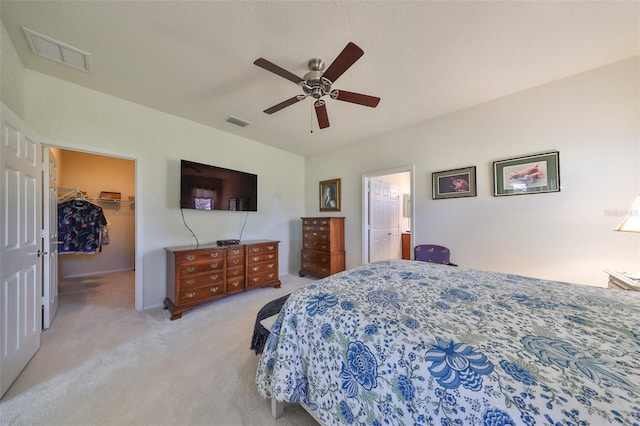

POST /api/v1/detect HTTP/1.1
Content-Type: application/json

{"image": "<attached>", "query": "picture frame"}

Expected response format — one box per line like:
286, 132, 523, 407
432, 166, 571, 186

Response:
228, 198, 237, 211
319, 178, 341, 211
432, 166, 477, 200
493, 151, 560, 196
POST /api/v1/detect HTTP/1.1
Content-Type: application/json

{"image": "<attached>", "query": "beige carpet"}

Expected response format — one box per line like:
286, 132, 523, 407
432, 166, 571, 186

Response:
0, 270, 318, 425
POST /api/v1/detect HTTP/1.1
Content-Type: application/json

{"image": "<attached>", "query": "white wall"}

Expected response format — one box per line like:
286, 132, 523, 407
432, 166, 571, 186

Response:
22, 71, 305, 309
306, 57, 640, 287
0, 23, 25, 117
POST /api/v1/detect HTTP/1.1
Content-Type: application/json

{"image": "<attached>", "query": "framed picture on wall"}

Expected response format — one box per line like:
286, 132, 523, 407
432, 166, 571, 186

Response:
319, 178, 341, 211
493, 151, 560, 196
432, 166, 477, 200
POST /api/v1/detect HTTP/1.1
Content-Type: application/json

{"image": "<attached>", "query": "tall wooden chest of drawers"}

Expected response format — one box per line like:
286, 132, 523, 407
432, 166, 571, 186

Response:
165, 240, 280, 320
299, 217, 345, 278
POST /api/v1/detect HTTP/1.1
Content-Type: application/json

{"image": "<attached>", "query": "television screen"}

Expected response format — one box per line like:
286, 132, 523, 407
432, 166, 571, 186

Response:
180, 160, 257, 211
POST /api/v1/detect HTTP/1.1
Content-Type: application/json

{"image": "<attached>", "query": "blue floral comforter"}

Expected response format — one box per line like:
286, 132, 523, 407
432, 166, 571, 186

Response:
256, 260, 640, 425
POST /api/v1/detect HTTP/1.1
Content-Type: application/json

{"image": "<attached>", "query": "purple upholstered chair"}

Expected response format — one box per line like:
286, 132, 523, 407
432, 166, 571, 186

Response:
414, 244, 458, 266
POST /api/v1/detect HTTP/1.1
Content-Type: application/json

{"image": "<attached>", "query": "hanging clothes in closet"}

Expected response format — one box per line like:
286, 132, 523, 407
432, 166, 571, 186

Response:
58, 198, 109, 254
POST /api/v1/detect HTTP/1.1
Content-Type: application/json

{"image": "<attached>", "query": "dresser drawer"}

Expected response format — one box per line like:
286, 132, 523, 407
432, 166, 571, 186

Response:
246, 242, 278, 256
176, 249, 224, 264
178, 260, 224, 276
227, 276, 245, 294
247, 270, 279, 288
248, 260, 277, 275
227, 246, 245, 260
178, 271, 224, 289
247, 251, 278, 264
178, 282, 225, 304
300, 260, 331, 278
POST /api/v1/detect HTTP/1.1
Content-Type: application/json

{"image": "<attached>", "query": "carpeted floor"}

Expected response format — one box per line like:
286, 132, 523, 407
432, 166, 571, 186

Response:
0, 270, 318, 425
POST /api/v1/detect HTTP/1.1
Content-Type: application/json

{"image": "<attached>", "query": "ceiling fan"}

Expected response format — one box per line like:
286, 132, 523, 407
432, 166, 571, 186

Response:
254, 42, 380, 129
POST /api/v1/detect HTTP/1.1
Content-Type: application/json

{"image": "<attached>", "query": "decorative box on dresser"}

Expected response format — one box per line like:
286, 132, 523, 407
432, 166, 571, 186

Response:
164, 240, 280, 320
299, 217, 345, 278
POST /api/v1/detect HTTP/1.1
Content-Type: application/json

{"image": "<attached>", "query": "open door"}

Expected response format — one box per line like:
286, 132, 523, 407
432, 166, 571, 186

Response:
0, 104, 42, 397
42, 148, 59, 329
363, 167, 413, 265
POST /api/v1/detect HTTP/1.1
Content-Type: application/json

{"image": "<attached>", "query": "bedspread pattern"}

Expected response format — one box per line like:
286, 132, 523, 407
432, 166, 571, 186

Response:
256, 260, 640, 425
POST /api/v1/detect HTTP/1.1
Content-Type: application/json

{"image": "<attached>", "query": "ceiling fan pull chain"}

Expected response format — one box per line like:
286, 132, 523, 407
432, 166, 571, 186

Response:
310, 102, 314, 133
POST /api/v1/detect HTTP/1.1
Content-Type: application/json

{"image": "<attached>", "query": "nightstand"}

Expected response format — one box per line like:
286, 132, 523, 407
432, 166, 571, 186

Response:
604, 270, 640, 291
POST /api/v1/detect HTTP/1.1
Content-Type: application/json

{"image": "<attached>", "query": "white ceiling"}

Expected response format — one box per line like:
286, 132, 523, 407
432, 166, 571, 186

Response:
2, 1, 638, 157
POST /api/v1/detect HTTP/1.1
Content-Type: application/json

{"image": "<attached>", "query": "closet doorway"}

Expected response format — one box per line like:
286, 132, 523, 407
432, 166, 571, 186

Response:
50, 147, 136, 314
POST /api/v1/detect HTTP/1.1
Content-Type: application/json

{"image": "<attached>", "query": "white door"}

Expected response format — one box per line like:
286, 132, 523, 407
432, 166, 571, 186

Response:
369, 179, 400, 262
0, 104, 42, 397
42, 148, 59, 329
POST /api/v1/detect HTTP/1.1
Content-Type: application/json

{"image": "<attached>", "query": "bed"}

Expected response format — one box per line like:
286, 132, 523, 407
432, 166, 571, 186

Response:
255, 259, 640, 425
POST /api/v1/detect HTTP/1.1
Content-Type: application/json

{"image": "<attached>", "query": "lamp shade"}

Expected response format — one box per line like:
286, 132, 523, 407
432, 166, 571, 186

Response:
614, 195, 640, 233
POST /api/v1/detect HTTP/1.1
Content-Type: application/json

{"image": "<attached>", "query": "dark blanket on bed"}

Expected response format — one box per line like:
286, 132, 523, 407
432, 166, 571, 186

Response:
250, 293, 290, 355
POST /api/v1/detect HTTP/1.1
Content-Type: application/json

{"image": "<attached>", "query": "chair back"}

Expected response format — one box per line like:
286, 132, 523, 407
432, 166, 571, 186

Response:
414, 244, 452, 264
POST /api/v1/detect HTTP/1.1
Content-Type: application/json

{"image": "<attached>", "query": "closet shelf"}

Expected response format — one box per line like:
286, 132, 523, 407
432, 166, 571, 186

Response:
94, 198, 134, 204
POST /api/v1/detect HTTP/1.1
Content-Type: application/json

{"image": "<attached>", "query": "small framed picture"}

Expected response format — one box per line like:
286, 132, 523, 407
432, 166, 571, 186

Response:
493, 151, 560, 196
319, 178, 341, 211
432, 166, 477, 200
228, 198, 237, 211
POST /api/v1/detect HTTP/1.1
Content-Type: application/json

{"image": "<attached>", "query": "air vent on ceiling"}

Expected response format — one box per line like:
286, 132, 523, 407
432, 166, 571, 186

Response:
226, 116, 251, 128
22, 27, 92, 73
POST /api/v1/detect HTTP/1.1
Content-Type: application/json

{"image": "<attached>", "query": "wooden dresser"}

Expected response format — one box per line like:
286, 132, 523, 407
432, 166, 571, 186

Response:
165, 240, 280, 320
299, 217, 345, 278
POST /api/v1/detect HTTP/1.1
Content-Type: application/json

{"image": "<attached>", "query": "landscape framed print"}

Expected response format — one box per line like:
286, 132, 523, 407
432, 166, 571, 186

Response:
493, 151, 560, 196
432, 166, 477, 200
320, 178, 341, 211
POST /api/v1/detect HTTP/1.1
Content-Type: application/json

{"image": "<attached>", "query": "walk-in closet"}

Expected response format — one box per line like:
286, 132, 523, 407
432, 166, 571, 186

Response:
53, 148, 136, 309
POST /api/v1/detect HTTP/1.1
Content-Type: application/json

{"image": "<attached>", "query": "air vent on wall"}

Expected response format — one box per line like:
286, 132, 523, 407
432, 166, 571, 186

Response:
226, 116, 251, 128
22, 27, 92, 73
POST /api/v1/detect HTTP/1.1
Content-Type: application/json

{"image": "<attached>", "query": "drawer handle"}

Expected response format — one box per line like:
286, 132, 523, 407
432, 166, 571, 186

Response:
231, 270, 239, 276
186, 267, 195, 273
185, 292, 196, 299
231, 259, 240, 265
231, 249, 240, 255
268, 273, 275, 278
210, 252, 219, 258
268, 245, 274, 250
210, 263, 219, 269
252, 266, 259, 272
186, 255, 195, 261
252, 248, 259, 253
186, 279, 195, 286
210, 287, 219, 293
210, 274, 219, 281
252, 256, 260, 262
252, 277, 260, 282
232, 281, 240, 288
268, 254, 274, 259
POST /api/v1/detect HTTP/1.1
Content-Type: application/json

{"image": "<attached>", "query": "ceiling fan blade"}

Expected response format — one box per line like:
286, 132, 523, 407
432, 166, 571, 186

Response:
314, 100, 330, 129
264, 96, 302, 114
321, 42, 364, 84
254, 58, 304, 85
332, 90, 381, 108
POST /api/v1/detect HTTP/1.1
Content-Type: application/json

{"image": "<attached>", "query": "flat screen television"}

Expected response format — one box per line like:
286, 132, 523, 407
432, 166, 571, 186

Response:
180, 159, 257, 211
